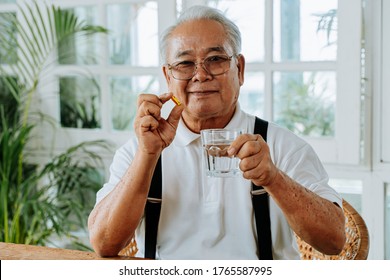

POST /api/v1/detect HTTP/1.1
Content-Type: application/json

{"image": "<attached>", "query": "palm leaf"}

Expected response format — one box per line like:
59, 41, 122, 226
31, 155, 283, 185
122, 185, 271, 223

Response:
0, 1, 109, 248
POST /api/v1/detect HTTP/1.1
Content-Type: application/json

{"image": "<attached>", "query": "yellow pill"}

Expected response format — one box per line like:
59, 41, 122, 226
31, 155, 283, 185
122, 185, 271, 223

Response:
171, 95, 181, 106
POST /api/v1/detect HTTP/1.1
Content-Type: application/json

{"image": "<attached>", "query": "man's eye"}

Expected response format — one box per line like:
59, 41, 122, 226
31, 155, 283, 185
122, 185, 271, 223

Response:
175, 61, 194, 68
207, 56, 226, 63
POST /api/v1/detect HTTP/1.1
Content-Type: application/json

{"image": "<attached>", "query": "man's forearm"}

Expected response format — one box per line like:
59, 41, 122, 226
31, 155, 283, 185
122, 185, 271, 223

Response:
264, 170, 346, 255
88, 151, 160, 257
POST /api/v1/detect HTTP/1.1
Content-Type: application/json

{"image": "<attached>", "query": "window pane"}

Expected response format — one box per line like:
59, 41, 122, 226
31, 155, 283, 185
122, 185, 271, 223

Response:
110, 76, 159, 131
207, 0, 265, 62
107, 2, 158, 66
273, 0, 337, 62
176, 0, 183, 14
58, 6, 100, 65
60, 77, 101, 129
273, 71, 335, 137
386, 184, 390, 260
0, 12, 17, 64
0, 76, 18, 126
329, 178, 362, 214
239, 71, 264, 118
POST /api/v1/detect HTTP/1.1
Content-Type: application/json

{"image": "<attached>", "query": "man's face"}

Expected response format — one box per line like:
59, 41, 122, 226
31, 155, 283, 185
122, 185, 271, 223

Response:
163, 19, 245, 131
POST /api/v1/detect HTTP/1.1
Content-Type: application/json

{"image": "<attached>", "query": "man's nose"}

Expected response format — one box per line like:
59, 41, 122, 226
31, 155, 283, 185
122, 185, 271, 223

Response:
192, 63, 212, 82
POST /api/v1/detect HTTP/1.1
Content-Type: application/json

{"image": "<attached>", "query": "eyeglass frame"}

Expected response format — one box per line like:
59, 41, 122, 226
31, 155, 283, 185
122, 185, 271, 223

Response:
165, 54, 237, 81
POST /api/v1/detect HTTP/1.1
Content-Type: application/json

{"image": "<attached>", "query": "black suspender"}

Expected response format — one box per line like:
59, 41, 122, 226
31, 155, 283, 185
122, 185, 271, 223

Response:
252, 117, 273, 260
144, 157, 162, 259
144, 117, 272, 259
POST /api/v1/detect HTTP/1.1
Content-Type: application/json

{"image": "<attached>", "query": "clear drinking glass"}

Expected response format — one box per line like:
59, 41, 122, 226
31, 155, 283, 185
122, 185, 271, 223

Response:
201, 129, 244, 177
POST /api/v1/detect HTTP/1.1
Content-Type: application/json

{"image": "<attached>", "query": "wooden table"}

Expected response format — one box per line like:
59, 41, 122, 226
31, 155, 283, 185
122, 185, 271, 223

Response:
0, 242, 140, 260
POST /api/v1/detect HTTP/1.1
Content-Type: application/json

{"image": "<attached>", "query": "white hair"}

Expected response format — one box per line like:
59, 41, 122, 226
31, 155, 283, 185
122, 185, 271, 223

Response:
160, 5, 242, 63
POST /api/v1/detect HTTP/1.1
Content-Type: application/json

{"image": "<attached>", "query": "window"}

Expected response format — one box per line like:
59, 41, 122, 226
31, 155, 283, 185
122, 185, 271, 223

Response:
0, 12, 17, 64
33, 0, 162, 150
330, 178, 363, 213
1, 0, 362, 164
381, 0, 390, 163
201, 0, 362, 164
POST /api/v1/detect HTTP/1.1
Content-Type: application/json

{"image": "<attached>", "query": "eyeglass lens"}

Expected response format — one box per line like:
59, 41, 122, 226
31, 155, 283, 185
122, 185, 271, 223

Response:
170, 55, 232, 80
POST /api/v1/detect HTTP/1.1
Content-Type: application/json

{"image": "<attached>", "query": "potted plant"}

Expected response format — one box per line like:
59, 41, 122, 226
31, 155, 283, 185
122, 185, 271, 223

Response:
0, 0, 110, 249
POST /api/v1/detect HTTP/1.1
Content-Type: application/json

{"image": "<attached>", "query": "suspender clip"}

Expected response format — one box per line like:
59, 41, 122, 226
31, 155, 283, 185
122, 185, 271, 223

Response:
251, 188, 268, 196
147, 197, 162, 203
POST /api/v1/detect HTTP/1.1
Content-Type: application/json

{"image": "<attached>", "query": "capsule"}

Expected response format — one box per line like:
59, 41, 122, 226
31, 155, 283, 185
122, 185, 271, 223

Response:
171, 95, 181, 106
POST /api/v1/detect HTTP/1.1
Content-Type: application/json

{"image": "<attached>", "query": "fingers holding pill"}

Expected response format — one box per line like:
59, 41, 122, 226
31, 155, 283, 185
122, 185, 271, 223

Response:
134, 92, 184, 154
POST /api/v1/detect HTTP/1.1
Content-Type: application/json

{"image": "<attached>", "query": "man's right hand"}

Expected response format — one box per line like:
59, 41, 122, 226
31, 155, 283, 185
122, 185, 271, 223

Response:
134, 92, 184, 155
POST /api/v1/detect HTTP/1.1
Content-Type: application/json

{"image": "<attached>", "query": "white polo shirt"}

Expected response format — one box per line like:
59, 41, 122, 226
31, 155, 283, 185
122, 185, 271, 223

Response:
95, 106, 342, 260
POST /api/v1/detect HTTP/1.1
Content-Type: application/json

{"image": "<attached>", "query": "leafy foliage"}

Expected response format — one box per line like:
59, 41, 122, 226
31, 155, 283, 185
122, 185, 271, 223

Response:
59, 77, 101, 129
313, 9, 337, 47
274, 73, 335, 137
0, 1, 109, 248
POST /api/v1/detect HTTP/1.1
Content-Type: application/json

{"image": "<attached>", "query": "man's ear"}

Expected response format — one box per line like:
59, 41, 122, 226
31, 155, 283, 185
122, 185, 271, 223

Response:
162, 65, 172, 85
236, 54, 245, 86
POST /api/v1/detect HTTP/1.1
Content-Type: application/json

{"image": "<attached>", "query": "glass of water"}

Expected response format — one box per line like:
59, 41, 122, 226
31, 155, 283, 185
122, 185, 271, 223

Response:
201, 128, 245, 177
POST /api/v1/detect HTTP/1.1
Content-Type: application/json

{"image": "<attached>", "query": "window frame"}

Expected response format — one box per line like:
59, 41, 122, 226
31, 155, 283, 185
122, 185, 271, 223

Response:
182, 0, 362, 164
4, 0, 361, 165
35, 0, 170, 152
379, 0, 390, 163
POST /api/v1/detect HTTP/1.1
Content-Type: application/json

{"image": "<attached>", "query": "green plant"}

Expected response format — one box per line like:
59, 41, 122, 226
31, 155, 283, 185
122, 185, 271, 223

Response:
274, 73, 335, 137
0, 116, 109, 245
313, 9, 337, 47
0, 76, 19, 130
0, 1, 109, 248
59, 77, 101, 129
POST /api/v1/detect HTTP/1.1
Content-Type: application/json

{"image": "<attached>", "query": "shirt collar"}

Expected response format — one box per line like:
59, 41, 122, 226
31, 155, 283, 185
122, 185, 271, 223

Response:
174, 103, 243, 147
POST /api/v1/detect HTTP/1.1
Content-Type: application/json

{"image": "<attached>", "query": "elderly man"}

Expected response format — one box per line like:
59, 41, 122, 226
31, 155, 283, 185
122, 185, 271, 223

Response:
88, 5, 345, 260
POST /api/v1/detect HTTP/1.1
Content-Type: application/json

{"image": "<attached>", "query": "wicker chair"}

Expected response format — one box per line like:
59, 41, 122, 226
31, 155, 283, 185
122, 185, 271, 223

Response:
296, 199, 370, 260
119, 200, 370, 259
119, 238, 138, 257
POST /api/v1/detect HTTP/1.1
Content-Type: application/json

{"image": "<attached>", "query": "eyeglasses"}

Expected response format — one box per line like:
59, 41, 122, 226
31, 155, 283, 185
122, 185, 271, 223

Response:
167, 54, 234, 80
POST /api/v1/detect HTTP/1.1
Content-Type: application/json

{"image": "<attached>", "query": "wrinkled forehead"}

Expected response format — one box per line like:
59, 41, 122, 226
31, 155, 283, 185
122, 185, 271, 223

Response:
166, 19, 233, 61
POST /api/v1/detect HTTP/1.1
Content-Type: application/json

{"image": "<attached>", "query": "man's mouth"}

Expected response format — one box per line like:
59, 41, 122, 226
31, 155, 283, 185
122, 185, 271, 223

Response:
188, 90, 219, 96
